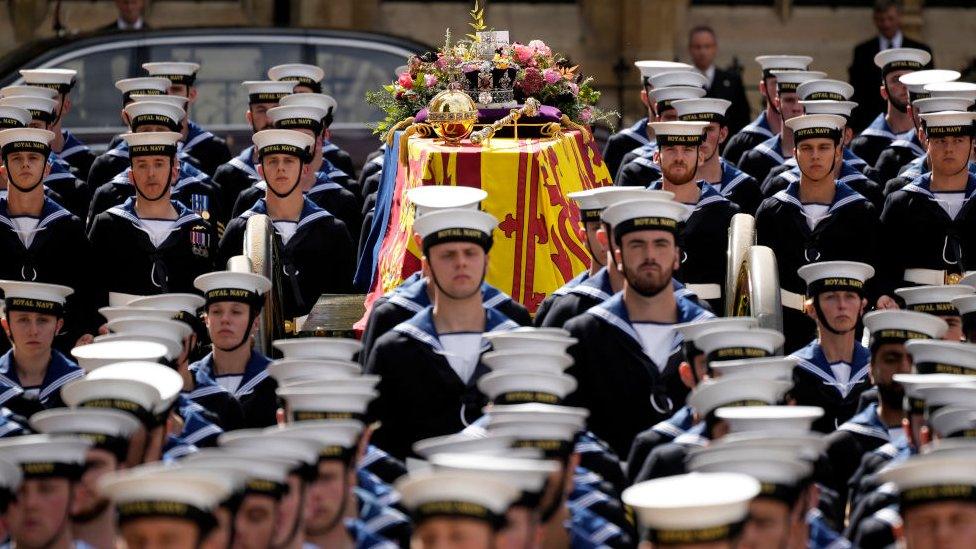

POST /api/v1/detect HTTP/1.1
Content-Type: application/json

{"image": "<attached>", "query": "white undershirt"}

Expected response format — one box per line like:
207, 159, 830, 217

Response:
439, 333, 483, 384
632, 322, 675, 372
801, 203, 830, 230
21, 386, 40, 401
216, 375, 243, 394
830, 361, 852, 391
933, 192, 965, 219
10, 217, 40, 248
273, 221, 298, 245
141, 219, 177, 248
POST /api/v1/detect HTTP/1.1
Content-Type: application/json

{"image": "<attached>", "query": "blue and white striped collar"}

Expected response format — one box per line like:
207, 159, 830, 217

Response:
106, 196, 202, 232
568, 267, 613, 301
392, 306, 518, 353
0, 349, 83, 404
585, 292, 713, 348
648, 179, 729, 212
903, 172, 976, 200
888, 132, 925, 157
837, 401, 891, 442
717, 159, 752, 195
551, 271, 590, 297
859, 113, 916, 142
751, 134, 785, 164
183, 120, 215, 151
843, 147, 869, 170
227, 145, 259, 180
0, 196, 72, 233
772, 179, 867, 214
738, 111, 774, 138
621, 118, 651, 146
388, 276, 515, 313
241, 196, 334, 233
789, 340, 871, 397
188, 350, 272, 398
59, 128, 90, 159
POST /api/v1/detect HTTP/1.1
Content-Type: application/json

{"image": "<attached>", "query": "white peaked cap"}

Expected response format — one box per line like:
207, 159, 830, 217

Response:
0, 85, 58, 99
648, 70, 709, 89
70, 340, 168, 372
86, 361, 183, 414
716, 405, 824, 434
123, 100, 185, 125
674, 317, 759, 342
874, 48, 932, 70
754, 55, 813, 71
899, 69, 960, 94
796, 79, 855, 101
709, 356, 797, 382
0, 279, 72, 305
623, 473, 760, 534
688, 377, 791, 416
429, 452, 558, 493
267, 63, 325, 84
912, 97, 975, 114
405, 185, 488, 218
411, 208, 498, 240
128, 293, 205, 315
267, 358, 361, 385
635, 60, 693, 79
30, 408, 140, 439
114, 77, 171, 95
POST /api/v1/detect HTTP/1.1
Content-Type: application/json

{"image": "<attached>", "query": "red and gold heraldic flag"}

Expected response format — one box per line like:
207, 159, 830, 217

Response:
368, 130, 611, 314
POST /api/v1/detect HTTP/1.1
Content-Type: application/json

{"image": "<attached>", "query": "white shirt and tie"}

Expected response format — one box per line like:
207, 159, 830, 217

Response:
879, 31, 903, 51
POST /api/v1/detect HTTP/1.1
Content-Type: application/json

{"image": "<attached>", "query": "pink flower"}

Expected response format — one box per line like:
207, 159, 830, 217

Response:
528, 40, 551, 57
424, 74, 438, 88
543, 68, 561, 85
567, 82, 579, 96
520, 67, 544, 95
579, 107, 593, 122
398, 72, 414, 89
513, 43, 534, 64
434, 55, 448, 69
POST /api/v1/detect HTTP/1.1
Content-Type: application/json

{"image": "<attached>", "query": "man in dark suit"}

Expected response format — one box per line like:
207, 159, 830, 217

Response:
99, 0, 149, 32
687, 25, 751, 137
848, 0, 932, 133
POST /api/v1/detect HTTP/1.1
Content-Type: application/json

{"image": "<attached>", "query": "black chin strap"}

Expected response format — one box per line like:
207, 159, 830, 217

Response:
428, 259, 486, 301
213, 301, 262, 353
796, 145, 839, 183
133, 156, 175, 202
812, 295, 860, 336
3, 151, 49, 194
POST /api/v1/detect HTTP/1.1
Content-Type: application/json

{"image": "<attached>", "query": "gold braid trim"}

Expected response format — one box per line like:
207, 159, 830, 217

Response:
383, 117, 417, 147
560, 115, 593, 143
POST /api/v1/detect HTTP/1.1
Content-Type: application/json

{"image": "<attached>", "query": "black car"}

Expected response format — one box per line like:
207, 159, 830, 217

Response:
0, 27, 429, 169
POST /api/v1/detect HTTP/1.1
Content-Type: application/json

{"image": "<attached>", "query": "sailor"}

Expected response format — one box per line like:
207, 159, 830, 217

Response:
19, 68, 96, 181
0, 127, 96, 350
623, 472, 761, 549
603, 60, 692, 179
615, 72, 707, 185
670, 97, 762, 214
819, 309, 948, 528
878, 96, 976, 197
143, 61, 232, 176
850, 48, 932, 167
877, 451, 976, 549
0, 93, 90, 218
397, 469, 520, 549
218, 129, 355, 322
868, 69, 960, 185
187, 271, 277, 428
86, 76, 172, 189
97, 466, 233, 549
624, 316, 760, 482
365, 207, 519, 460
361, 186, 530, 365
563, 197, 714, 457
230, 102, 361, 243
29, 408, 140, 549
738, 70, 827, 184
0, 280, 84, 419
0, 435, 90, 549
87, 99, 223, 233
724, 55, 813, 165
755, 114, 878, 351
877, 110, 976, 302
88, 131, 217, 305
269, 64, 357, 178
762, 81, 885, 209
954, 289, 976, 342
211, 80, 295, 215
647, 121, 740, 310
790, 261, 875, 432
